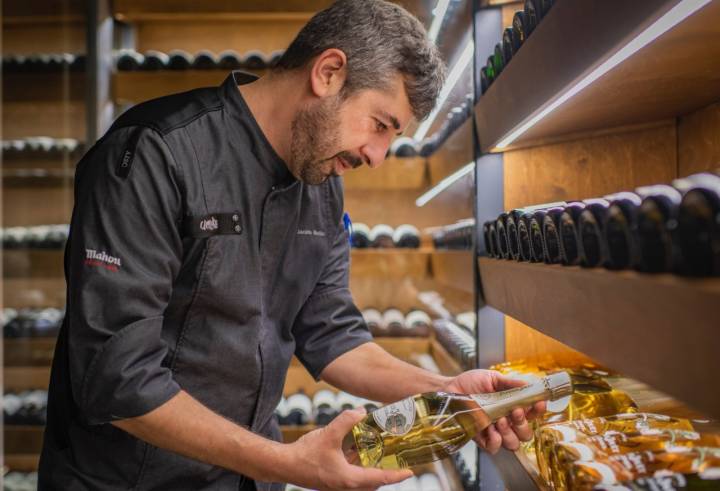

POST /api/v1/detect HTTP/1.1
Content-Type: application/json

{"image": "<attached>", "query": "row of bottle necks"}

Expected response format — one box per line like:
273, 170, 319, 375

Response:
349, 220, 474, 251
482, 170, 720, 276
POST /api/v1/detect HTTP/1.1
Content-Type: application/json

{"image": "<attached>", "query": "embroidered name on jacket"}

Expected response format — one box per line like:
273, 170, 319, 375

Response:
200, 216, 219, 232
84, 249, 122, 272
297, 229, 326, 237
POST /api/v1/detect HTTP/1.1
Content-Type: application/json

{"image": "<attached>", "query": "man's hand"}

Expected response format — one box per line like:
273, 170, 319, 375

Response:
281, 408, 413, 491
444, 369, 546, 454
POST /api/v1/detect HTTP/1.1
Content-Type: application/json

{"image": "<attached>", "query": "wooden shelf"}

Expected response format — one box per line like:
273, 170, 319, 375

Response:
475, 0, 720, 153
4, 366, 51, 391
113, 71, 265, 105
429, 338, 464, 376
3, 72, 86, 103
3, 249, 65, 279
3, 454, 40, 472
343, 157, 427, 191
4, 426, 44, 454
430, 250, 474, 296
477, 257, 720, 418
350, 249, 431, 278
4, 338, 57, 367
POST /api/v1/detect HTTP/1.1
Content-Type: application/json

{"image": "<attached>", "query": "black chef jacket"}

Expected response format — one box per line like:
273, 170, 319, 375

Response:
38, 72, 373, 490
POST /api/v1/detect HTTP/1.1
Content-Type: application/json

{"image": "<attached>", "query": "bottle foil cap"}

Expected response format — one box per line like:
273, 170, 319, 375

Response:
544, 371, 573, 413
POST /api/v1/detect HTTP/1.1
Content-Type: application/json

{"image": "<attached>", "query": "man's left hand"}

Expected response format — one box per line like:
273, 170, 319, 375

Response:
444, 369, 546, 454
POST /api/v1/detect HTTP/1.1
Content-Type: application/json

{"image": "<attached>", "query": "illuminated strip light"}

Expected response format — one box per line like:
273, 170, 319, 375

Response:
414, 40, 474, 141
495, 0, 712, 149
427, 0, 451, 43
416, 161, 474, 207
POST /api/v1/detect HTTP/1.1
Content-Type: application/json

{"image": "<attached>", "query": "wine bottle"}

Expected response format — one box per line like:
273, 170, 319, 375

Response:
495, 213, 510, 259
604, 192, 645, 270
509, 203, 567, 261
513, 11, 530, 48
480, 66, 492, 94
382, 308, 406, 336
393, 224, 420, 249
243, 50, 268, 70
350, 223, 371, 249
557, 445, 720, 491
313, 389, 340, 426
404, 310, 431, 337
672, 172, 720, 276
337, 392, 361, 412
505, 210, 524, 261
540, 0, 554, 16
167, 49, 194, 70
559, 202, 587, 265
116, 49, 144, 71
362, 308, 384, 336
493, 43, 506, 77
192, 49, 218, 70
487, 222, 499, 258
529, 209, 554, 262
578, 198, 613, 268
482, 221, 493, 257
343, 372, 572, 469
285, 392, 313, 426
141, 50, 170, 71
635, 185, 682, 273
218, 50, 243, 70
524, 0, 541, 35
517, 212, 534, 261
502, 27, 517, 65
370, 224, 395, 248
390, 137, 418, 158
601, 471, 720, 490
486, 57, 496, 86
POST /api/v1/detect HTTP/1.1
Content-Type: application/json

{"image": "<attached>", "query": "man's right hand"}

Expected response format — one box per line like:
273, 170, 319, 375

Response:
280, 408, 413, 491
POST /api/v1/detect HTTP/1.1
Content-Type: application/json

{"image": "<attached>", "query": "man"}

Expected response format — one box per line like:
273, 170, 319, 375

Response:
39, 1, 543, 489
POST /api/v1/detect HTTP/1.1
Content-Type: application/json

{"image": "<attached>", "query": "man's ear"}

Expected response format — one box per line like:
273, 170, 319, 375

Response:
309, 48, 348, 98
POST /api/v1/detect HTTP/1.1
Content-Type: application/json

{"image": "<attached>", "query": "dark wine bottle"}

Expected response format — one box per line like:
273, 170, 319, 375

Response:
480, 66, 491, 95
578, 198, 613, 268
370, 224, 395, 248
539, 0, 554, 17
243, 50, 268, 70
116, 50, 144, 71
393, 224, 420, 248
603, 192, 645, 270
404, 310, 431, 337
531, 207, 564, 263
512, 11, 530, 48
486, 57, 496, 86
524, 0, 541, 36
167, 49, 194, 70
483, 221, 496, 258
382, 308, 406, 336
673, 171, 720, 276
361, 308, 384, 336
495, 213, 510, 259
517, 212, 534, 261
192, 50, 218, 70
635, 185, 683, 273
350, 223, 371, 249
505, 210, 524, 261
285, 392, 313, 426
502, 28, 517, 66
390, 137, 418, 158
141, 50, 170, 71
218, 50, 243, 70
313, 389, 340, 426
559, 202, 587, 265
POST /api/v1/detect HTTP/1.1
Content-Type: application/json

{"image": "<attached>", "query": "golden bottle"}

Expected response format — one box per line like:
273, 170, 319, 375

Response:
599, 469, 720, 490
565, 447, 720, 490
537, 414, 696, 486
342, 372, 573, 470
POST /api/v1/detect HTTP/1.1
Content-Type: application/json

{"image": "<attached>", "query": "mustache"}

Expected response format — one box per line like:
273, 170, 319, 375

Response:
334, 152, 367, 169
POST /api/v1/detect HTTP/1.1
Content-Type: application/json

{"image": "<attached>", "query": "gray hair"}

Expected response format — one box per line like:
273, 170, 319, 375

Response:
274, 0, 446, 121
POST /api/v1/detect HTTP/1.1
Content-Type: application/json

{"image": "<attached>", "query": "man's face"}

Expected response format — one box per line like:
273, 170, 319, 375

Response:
288, 75, 413, 185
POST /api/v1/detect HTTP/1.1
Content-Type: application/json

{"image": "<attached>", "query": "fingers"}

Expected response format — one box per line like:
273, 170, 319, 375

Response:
509, 408, 533, 442
476, 424, 503, 454
495, 416, 521, 451
326, 408, 367, 444
527, 401, 547, 420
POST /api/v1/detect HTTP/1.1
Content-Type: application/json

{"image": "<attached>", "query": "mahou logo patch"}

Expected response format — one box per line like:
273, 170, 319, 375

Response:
85, 249, 122, 272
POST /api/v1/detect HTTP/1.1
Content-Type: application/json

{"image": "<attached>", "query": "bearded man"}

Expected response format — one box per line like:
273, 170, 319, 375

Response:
39, 1, 543, 489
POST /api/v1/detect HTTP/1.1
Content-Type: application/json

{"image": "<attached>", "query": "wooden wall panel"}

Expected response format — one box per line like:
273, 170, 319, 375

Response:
505, 317, 597, 367
3, 187, 74, 227
2, 20, 85, 54
502, 2, 523, 29
503, 123, 678, 210
3, 102, 86, 140
428, 118, 474, 186
135, 18, 309, 54
678, 102, 720, 176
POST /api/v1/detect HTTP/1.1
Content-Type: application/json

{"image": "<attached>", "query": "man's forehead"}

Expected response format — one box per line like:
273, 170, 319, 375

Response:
366, 79, 414, 131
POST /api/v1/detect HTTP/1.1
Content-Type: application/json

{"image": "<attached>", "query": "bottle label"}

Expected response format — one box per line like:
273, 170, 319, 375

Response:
471, 385, 527, 405
373, 397, 416, 436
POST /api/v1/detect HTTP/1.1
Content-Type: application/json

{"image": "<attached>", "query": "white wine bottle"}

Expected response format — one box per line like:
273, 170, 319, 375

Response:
342, 372, 573, 469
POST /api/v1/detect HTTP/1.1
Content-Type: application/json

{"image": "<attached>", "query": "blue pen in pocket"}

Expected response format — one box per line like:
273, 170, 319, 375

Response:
343, 212, 353, 246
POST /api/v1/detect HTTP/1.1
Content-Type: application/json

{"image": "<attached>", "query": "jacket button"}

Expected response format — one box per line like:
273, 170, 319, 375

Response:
234, 225, 242, 233
232, 214, 239, 222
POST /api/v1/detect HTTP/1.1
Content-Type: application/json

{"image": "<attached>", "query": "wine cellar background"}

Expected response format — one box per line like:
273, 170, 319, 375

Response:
3, 0, 720, 489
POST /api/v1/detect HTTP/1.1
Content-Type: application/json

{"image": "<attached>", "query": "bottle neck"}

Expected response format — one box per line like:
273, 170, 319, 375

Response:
471, 373, 572, 421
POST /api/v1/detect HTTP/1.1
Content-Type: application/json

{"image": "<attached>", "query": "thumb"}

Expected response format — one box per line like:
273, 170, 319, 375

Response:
326, 407, 367, 443
494, 372, 531, 391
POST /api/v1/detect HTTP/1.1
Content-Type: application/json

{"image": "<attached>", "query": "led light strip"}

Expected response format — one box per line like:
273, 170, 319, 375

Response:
414, 39, 474, 141
427, 0, 451, 43
495, 0, 712, 149
416, 161, 474, 207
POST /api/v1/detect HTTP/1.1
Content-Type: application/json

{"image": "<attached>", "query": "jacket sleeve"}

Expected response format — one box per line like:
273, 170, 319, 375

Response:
292, 221, 373, 380
67, 126, 184, 425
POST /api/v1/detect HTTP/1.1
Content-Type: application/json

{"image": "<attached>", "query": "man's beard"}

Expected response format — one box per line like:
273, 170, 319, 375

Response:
289, 96, 362, 185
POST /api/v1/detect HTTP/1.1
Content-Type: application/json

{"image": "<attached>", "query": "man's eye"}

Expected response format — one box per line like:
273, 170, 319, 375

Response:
376, 120, 388, 132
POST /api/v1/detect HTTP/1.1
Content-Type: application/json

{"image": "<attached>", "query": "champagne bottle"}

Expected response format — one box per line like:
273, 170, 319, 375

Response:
558, 445, 720, 490
524, 0, 541, 35
513, 11, 530, 48
672, 172, 720, 276
560, 202, 588, 265
604, 192, 644, 270
578, 198, 613, 268
601, 470, 720, 490
502, 27, 517, 64
342, 372, 573, 469
495, 213, 510, 259
635, 185, 682, 273
542, 208, 566, 264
